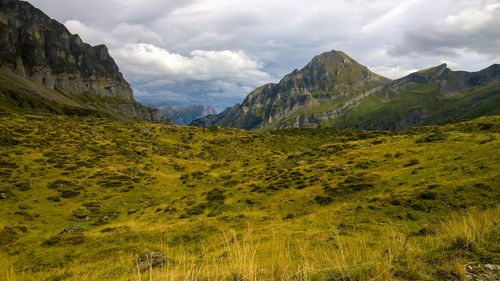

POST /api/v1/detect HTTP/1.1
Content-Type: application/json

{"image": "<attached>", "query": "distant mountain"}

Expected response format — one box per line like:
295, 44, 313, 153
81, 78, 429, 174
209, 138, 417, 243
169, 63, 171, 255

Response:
0, 0, 171, 123
191, 51, 500, 130
155, 103, 216, 125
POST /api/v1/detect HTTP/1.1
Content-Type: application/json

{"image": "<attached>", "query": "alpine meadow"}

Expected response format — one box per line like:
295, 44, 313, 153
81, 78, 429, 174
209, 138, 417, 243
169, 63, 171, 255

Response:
0, 0, 499, 280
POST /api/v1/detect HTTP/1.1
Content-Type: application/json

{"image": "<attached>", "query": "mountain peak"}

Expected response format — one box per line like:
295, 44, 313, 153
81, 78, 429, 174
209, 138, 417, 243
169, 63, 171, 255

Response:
418, 63, 448, 74
317, 50, 351, 60
305, 50, 356, 70
298, 50, 389, 88
411, 63, 450, 80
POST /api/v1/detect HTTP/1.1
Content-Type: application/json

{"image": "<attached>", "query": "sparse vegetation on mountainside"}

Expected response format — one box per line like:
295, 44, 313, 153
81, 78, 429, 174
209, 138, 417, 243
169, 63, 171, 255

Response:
0, 114, 499, 280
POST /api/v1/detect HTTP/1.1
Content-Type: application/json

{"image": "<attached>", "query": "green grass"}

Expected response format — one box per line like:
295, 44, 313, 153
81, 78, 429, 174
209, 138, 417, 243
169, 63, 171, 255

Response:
0, 114, 499, 280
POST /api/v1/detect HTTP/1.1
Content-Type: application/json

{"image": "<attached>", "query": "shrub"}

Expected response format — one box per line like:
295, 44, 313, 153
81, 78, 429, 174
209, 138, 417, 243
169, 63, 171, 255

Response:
48, 179, 72, 190
416, 131, 447, 143
206, 189, 226, 202
338, 175, 375, 192
314, 195, 333, 205
473, 183, 491, 191
0, 131, 19, 145
14, 181, 31, 191
60, 190, 80, 198
403, 159, 420, 167
46, 196, 61, 202
390, 199, 403, 206
0, 227, 19, 244
185, 204, 206, 216
419, 191, 437, 200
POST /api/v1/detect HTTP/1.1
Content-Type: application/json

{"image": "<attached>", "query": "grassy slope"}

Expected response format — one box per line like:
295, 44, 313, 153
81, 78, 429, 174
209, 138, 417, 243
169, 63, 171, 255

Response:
325, 80, 500, 130
0, 114, 499, 280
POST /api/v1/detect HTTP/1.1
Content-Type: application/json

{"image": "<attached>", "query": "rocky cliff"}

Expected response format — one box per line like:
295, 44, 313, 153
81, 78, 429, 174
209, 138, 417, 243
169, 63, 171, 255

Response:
0, 0, 170, 123
192, 51, 500, 130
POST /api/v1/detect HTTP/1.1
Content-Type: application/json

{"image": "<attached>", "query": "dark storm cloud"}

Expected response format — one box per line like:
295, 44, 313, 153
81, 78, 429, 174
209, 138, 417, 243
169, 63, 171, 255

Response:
389, 2, 500, 57
27, 0, 194, 25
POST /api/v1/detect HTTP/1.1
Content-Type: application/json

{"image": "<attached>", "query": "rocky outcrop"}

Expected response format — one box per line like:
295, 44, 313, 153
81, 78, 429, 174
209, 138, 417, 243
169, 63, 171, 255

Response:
0, 0, 170, 123
466, 263, 500, 281
136, 250, 172, 272
274, 85, 385, 129
156, 103, 216, 125
104, 101, 170, 124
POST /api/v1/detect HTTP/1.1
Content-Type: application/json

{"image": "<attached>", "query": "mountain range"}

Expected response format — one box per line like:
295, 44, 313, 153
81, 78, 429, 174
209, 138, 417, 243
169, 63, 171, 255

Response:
191, 51, 500, 130
155, 103, 216, 125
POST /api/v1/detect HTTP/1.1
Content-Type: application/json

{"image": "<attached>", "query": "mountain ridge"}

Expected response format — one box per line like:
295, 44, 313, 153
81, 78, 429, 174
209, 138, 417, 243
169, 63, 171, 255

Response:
155, 103, 216, 125
191, 52, 500, 130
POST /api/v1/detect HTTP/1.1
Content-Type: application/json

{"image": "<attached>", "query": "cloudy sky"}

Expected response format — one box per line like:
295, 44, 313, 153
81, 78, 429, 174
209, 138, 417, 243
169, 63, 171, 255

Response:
27, 0, 500, 112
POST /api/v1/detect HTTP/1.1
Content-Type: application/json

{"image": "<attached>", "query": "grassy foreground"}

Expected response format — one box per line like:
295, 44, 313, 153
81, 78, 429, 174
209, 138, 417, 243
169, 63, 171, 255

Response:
0, 114, 499, 280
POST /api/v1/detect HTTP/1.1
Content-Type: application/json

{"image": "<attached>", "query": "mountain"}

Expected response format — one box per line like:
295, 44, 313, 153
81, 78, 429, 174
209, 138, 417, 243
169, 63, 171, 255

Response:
191, 51, 500, 130
191, 50, 389, 130
156, 103, 216, 125
0, 0, 171, 123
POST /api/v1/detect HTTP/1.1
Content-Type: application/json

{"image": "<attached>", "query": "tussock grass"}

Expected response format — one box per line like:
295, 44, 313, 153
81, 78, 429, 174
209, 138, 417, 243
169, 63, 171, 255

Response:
120, 208, 499, 281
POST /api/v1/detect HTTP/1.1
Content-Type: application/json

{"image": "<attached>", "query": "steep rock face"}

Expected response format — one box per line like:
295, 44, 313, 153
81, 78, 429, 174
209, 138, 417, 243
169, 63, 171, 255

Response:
156, 103, 216, 125
0, 0, 169, 123
0, 0, 132, 100
191, 51, 389, 130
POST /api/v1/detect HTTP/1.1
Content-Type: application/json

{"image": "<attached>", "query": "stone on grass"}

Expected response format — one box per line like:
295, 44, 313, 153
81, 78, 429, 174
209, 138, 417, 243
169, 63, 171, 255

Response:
136, 250, 171, 272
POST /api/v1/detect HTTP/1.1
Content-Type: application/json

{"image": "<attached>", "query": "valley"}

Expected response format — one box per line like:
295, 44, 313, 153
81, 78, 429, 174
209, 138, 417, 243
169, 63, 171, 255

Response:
1, 114, 499, 280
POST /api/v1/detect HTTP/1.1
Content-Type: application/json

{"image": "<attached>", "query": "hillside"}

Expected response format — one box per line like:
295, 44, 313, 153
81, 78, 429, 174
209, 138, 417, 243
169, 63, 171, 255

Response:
0, 0, 170, 123
1, 113, 499, 280
321, 63, 500, 130
191, 53, 500, 131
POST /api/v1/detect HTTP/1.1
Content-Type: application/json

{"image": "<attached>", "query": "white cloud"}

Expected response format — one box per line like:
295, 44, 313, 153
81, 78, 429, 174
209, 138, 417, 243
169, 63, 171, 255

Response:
440, 59, 462, 71
444, 4, 497, 31
113, 43, 273, 91
369, 66, 418, 80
